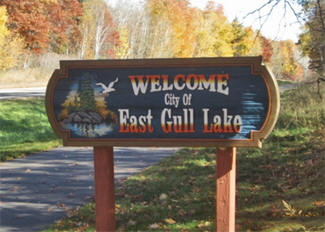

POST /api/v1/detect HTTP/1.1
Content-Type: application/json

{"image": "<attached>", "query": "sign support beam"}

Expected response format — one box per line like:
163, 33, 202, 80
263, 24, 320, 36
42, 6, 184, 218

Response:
216, 147, 236, 232
94, 146, 116, 232
45, 57, 280, 231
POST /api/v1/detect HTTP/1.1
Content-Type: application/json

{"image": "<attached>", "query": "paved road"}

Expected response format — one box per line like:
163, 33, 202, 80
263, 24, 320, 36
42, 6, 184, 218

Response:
279, 83, 298, 93
0, 147, 178, 232
0, 87, 46, 100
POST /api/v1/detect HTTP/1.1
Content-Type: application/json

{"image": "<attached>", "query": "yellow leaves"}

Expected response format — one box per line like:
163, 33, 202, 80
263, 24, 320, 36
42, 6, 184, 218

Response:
0, 6, 9, 39
164, 218, 176, 224
282, 200, 303, 217
198, 220, 211, 228
0, 6, 25, 70
194, 4, 235, 57
59, 91, 79, 119
147, 0, 200, 58
41, 0, 58, 5
115, 26, 130, 58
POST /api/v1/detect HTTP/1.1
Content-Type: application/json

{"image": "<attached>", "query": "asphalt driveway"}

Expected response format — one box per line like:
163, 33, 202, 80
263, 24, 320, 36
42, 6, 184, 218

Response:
0, 146, 177, 232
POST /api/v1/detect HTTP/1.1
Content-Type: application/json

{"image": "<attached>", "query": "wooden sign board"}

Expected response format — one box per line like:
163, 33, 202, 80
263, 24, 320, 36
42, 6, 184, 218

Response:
46, 57, 279, 148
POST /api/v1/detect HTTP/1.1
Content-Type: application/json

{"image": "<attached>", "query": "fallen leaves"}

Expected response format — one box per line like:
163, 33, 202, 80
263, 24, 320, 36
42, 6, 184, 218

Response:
197, 220, 211, 228
270, 204, 281, 217
149, 223, 160, 229
159, 193, 168, 201
314, 200, 324, 207
282, 200, 303, 217
164, 218, 176, 224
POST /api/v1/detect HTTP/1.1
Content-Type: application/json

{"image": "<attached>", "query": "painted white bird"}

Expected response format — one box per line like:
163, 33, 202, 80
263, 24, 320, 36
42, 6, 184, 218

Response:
96, 77, 119, 95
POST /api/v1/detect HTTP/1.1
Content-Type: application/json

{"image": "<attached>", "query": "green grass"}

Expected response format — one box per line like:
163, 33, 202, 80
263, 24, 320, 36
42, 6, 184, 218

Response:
0, 98, 60, 161
46, 83, 324, 231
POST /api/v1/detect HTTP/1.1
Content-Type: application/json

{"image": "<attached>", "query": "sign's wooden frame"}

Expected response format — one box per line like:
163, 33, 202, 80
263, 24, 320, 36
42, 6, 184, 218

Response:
46, 57, 280, 148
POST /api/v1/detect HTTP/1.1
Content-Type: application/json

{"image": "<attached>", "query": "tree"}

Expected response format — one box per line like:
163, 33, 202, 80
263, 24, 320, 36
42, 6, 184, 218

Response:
194, 3, 234, 57
78, 1, 95, 59
260, 36, 273, 62
0, 0, 82, 54
270, 40, 304, 80
0, 0, 50, 53
244, 0, 325, 87
79, 0, 119, 59
80, 75, 96, 111
230, 20, 257, 56
115, 26, 130, 58
45, 0, 82, 54
147, 0, 201, 57
207, 4, 235, 56
299, 0, 325, 82
0, 6, 24, 70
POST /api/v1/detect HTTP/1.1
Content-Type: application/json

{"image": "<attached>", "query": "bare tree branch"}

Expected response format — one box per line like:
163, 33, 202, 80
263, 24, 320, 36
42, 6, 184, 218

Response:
243, 0, 276, 20
249, 0, 282, 42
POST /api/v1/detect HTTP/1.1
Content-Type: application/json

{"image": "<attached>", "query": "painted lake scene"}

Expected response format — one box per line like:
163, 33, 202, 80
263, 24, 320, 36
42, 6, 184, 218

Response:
57, 73, 118, 138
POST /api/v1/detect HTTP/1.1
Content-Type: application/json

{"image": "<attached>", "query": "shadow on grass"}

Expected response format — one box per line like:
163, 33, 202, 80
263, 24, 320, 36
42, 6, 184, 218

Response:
0, 98, 59, 161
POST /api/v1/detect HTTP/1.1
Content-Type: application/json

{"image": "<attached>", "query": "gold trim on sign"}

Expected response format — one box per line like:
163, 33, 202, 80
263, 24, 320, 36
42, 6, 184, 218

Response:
45, 57, 280, 148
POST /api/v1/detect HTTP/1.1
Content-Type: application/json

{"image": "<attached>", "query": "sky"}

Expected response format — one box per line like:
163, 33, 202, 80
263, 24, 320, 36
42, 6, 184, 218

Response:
107, 0, 303, 42
190, 0, 303, 42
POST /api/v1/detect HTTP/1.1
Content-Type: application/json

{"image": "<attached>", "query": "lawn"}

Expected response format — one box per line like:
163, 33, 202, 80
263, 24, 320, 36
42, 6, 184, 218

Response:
0, 98, 60, 161
44, 83, 325, 231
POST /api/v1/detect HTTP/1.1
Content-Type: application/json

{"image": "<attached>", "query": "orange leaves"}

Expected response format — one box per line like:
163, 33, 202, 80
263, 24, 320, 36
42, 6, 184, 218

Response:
46, 0, 82, 53
260, 36, 273, 62
314, 200, 324, 207
1, 0, 50, 53
0, 0, 82, 54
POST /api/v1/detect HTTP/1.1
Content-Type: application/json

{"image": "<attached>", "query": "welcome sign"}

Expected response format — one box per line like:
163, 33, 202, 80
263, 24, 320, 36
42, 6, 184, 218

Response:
46, 57, 279, 147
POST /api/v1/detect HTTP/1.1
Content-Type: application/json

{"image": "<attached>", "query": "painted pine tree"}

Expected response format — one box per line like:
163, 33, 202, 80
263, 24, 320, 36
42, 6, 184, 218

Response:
80, 74, 96, 111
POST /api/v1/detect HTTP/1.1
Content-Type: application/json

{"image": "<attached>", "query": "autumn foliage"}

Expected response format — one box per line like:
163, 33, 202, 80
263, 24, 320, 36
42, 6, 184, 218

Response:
0, 6, 24, 70
0, 0, 308, 80
0, 0, 82, 54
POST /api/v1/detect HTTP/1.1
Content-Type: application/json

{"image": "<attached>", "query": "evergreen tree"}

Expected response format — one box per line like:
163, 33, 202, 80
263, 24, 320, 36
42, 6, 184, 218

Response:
80, 74, 96, 111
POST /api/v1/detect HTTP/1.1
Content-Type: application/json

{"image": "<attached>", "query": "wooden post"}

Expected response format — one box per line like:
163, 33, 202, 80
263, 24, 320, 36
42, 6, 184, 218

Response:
216, 147, 236, 232
94, 146, 115, 232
